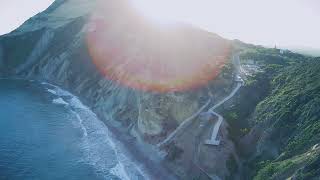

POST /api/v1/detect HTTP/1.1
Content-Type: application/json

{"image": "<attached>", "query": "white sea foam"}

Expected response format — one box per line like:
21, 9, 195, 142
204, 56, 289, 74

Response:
110, 163, 131, 180
42, 82, 146, 180
106, 134, 132, 180
71, 110, 88, 137
43, 83, 72, 97
69, 96, 89, 110
54, 88, 72, 97
47, 89, 57, 95
53, 97, 69, 106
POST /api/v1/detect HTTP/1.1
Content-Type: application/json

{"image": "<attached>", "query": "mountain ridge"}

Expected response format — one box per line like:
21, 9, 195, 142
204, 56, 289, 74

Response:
1, 1, 319, 179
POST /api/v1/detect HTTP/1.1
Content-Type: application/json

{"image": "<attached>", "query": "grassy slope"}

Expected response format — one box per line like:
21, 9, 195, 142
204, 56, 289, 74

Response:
253, 60, 320, 179
225, 41, 320, 179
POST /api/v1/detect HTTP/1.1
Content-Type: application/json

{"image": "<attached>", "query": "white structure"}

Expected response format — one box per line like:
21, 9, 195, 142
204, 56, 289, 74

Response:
205, 55, 243, 146
204, 111, 222, 145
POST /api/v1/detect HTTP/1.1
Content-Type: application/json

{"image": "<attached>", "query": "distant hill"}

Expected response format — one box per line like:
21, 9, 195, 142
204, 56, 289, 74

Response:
282, 45, 320, 57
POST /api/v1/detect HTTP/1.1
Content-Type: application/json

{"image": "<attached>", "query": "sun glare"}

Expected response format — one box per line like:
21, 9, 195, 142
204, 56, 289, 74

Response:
86, 0, 231, 93
129, 0, 184, 24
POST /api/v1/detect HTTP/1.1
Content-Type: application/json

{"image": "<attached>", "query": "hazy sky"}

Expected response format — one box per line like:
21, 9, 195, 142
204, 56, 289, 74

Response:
0, 0, 54, 35
131, 0, 320, 48
1, 0, 319, 48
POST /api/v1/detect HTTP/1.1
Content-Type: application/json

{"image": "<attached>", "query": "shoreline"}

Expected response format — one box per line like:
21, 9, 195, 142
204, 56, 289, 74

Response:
50, 80, 179, 180
96, 110, 178, 180
0, 77, 177, 180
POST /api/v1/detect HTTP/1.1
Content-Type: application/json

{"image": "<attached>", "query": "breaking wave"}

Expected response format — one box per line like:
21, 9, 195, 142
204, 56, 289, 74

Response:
43, 82, 146, 180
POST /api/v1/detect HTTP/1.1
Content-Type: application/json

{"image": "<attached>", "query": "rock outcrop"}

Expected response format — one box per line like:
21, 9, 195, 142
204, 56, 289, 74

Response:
0, 0, 239, 179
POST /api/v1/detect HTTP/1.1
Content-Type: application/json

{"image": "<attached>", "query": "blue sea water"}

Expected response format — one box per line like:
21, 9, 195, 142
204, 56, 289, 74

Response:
0, 79, 144, 180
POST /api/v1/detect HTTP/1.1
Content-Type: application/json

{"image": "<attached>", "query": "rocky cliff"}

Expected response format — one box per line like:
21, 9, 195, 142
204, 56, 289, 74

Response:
3, 1, 318, 179
0, 0, 239, 179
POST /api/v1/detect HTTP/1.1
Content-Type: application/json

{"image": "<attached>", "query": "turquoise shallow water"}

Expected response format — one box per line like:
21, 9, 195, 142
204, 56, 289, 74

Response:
0, 79, 142, 180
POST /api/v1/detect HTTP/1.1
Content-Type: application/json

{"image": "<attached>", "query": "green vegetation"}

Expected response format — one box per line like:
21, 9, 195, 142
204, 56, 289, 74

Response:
235, 41, 309, 65
223, 44, 306, 140
295, 155, 320, 179
222, 57, 283, 140
248, 60, 320, 179
254, 60, 320, 157
254, 146, 319, 180
225, 42, 320, 179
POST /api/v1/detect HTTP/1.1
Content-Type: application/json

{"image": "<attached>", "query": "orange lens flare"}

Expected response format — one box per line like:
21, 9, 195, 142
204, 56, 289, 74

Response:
86, 1, 231, 92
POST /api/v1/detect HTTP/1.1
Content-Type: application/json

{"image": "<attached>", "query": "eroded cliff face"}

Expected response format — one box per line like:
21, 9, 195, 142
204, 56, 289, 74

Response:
0, 44, 3, 74
0, 0, 239, 179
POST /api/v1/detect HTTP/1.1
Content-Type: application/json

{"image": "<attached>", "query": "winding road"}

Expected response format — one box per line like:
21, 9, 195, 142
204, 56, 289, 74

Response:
205, 81, 242, 145
157, 54, 243, 147
205, 54, 243, 145
157, 99, 211, 147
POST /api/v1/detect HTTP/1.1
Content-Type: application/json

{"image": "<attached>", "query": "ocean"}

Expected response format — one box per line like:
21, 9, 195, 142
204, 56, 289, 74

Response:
0, 79, 145, 180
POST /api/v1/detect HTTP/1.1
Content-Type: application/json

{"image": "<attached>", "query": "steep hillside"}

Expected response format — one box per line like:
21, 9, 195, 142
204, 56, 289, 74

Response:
1, 1, 319, 179
0, 0, 238, 179
250, 60, 320, 179
220, 42, 320, 179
